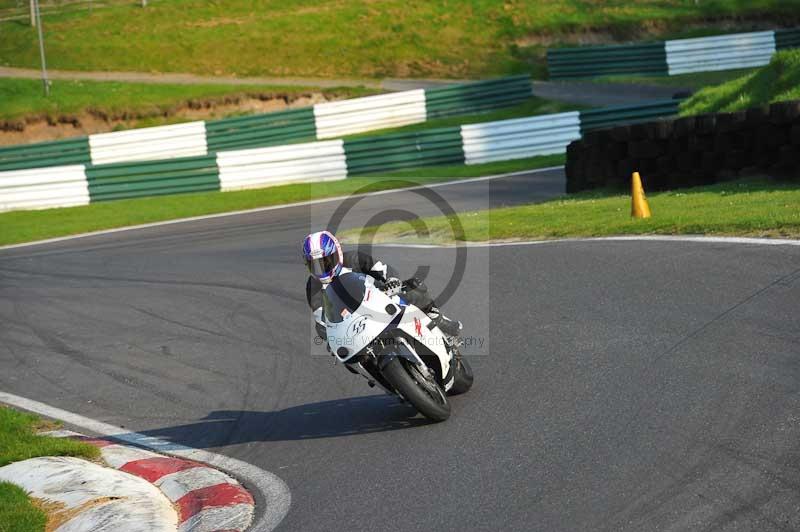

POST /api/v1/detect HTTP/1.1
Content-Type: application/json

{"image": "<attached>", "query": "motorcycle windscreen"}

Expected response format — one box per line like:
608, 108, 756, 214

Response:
322, 271, 368, 324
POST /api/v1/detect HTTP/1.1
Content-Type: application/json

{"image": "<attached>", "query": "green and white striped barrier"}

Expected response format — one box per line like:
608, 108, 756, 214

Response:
548, 28, 800, 79
0, 76, 532, 173
0, 99, 680, 212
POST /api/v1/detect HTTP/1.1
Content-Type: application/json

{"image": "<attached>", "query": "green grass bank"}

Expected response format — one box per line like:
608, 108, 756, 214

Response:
0, 483, 45, 532
597, 68, 759, 89
0, 407, 98, 468
0, 406, 99, 532
2, 1, 799, 79
681, 49, 800, 115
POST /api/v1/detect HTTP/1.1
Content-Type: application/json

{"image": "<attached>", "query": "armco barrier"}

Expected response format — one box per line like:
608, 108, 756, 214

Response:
344, 128, 465, 175
314, 90, 427, 139
775, 28, 800, 50
86, 156, 219, 202
88, 121, 208, 165
0, 137, 91, 171
665, 31, 775, 75
579, 99, 682, 133
547, 42, 668, 79
548, 28, 800, 79
0, 165, 88, 211
0, 76, 533, 173
0, 99, 680, 211
217, 140, 347, 191
461, 112, 581, 164
424, 75, 532, 118
206, 108, 316, 153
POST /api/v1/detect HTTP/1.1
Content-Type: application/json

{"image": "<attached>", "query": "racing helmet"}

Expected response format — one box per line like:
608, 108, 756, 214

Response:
302, 230, 343, 283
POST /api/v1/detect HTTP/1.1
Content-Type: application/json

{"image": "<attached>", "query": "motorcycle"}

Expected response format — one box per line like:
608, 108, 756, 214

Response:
317, 271, 473, 422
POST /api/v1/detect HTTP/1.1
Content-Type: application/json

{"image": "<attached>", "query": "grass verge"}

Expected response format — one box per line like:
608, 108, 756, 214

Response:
681, 50, 800, 115
0, 406, 98, 467
341, 178, 800, 244
0, 482, 46, 532
0, 78, 374, 127
0, 154, 564, 247
595, 68, 759, 89
2, 1, 799, 79
0, 406, 99, 532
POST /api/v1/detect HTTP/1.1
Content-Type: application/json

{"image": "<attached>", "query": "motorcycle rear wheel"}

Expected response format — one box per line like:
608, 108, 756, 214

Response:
382, 357, 451, 422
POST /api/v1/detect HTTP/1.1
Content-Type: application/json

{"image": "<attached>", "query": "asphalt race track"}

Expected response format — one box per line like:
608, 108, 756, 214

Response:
2, 168, 799, 531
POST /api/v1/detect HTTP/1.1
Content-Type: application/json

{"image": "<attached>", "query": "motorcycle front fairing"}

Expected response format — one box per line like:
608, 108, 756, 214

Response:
322, 272, 452, 386
322, 272, 399, 362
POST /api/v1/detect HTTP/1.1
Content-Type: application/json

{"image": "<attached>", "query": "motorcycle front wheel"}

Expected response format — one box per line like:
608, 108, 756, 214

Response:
382, 357, 451, 422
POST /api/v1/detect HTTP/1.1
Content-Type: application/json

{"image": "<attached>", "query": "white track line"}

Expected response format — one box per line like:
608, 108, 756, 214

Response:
0, 391, 291, 532
0, 167, 563, 252
372, 235, 800, 248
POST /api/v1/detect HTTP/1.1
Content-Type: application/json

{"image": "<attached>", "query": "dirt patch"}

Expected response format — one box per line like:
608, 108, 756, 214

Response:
0, 91, 337, 145
185, 16, 249, 28
516, 15, 800, 47
32, 418, 61, 433
32, 496, 123, 532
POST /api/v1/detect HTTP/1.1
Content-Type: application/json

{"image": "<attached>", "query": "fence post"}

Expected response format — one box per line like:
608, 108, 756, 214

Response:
33, 0, 49, 96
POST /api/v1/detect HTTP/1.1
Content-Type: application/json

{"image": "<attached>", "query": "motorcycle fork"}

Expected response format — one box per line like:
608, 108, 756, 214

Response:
351, 358, 394, 396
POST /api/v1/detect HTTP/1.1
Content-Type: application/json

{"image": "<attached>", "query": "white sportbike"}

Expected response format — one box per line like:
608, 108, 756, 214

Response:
318, 271, 473, 422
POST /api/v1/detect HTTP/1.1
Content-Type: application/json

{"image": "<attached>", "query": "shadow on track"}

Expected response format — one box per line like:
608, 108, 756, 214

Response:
125, 395, 431, 449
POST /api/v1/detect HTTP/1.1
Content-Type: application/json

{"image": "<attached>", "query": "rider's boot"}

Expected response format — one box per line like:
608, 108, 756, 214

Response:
427, 306, 462, 337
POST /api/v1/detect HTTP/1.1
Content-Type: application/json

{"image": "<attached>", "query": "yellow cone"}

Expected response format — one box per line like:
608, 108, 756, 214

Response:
631, 171, 651, 219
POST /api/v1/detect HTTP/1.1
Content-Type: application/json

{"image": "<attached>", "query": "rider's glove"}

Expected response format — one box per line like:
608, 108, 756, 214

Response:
404, 277, 427, 292
383, 277, 402, 296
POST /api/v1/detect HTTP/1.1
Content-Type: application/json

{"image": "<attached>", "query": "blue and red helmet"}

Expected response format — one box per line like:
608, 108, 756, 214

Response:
302, 230, 343, 283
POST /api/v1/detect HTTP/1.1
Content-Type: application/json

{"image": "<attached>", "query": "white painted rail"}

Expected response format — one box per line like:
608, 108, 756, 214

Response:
216, 140, 347, 191
0, 165, 89, 211
313, 90, 427, 139
461, 112, 582, 165
89, 121, 208, 165
666, 31, 777, 75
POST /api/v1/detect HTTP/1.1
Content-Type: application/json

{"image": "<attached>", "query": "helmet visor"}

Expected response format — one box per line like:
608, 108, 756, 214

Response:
306, 253, 340, 279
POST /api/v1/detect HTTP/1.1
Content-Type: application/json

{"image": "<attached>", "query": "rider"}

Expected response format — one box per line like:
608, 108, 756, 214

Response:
303, 230, 462, 338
